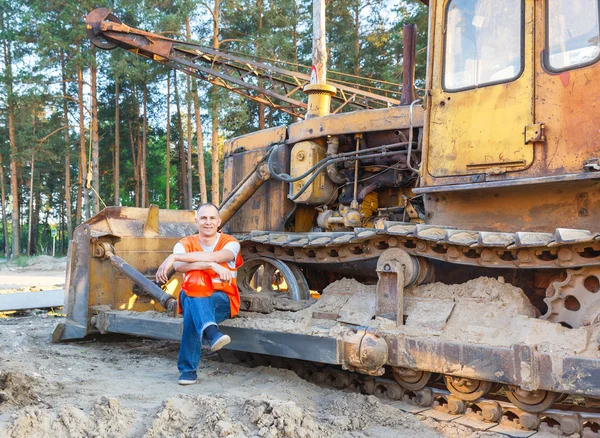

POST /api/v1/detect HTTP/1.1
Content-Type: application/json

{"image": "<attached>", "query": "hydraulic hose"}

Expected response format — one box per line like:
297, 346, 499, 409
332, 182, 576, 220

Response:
289, 149, 410, 201
268, 141, 414, 183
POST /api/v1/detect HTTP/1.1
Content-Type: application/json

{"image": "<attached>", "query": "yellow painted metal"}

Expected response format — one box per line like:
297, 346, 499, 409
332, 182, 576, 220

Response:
426, 0, 535, 178
304, 83, 337, 119
290, 140, 336, 204
288, 106, 424, 144
224, 126, 287, 156
83, 207, 196, 312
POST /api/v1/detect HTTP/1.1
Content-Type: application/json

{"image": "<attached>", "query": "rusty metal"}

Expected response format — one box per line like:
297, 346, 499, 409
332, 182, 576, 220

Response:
219, 162, 271, 226
543, 267, 600, 328
85, 8, 400, 121
94, 242, 177, 314
237, 257, 310, 301
524, 123, 546, 144
391, 368, 431, 391
376, 248, 422, 326
444, 376, 493, 401
340, 328, 388, 376
232, 351, 600, 434
505, 386, 559, 413
400, 24, 417, 106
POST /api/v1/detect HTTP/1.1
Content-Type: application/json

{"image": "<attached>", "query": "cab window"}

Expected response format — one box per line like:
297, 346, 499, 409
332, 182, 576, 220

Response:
444, 0, 523, 91
547, 0, 600, 71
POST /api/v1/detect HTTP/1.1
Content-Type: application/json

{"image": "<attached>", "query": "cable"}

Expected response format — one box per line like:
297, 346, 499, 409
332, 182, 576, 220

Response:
268, 141, 414, 183
289, 149, 411, 201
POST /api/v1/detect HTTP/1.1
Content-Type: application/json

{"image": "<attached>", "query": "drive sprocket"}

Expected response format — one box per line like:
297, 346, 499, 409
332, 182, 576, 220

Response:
542, 267, 600, 328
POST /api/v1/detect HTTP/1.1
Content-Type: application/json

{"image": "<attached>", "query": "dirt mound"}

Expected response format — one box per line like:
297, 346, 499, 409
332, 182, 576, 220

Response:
25, 256, 67, 271
4, 397, 134, 438
409, 276, 538, 317
144, 394, 245, 438
0, 372, 39, 410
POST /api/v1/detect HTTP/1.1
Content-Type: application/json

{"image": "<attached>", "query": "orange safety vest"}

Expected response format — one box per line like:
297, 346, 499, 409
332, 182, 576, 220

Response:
178, 233, 243, 317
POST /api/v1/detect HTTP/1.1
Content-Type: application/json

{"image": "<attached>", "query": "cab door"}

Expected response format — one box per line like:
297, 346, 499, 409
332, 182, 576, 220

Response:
426, 0, 535, 178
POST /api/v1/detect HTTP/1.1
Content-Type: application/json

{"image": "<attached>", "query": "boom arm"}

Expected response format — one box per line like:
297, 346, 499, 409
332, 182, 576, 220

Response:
85, 8, 401, 120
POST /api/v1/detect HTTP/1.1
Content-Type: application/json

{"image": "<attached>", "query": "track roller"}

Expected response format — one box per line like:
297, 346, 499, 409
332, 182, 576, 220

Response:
444, 376, 492, 401
505, 386, 558, 413
392, 368, 431, 391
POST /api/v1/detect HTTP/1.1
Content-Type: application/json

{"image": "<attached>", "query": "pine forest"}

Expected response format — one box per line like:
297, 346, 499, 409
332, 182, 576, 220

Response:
0, 0, 427, 257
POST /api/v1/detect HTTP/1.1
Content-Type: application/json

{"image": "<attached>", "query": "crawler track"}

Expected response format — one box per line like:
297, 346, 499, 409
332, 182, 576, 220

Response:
236, 221, 600, 270
224, 352, 600, 437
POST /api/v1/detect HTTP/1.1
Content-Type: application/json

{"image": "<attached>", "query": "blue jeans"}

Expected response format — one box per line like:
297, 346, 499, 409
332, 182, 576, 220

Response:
177, 290, 231, 373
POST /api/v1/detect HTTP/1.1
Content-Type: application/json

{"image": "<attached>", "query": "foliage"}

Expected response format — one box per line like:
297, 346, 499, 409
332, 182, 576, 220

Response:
0, 0, 427, 256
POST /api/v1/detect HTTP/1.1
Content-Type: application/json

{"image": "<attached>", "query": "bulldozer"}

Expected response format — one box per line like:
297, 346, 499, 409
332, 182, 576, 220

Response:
54, 1, 600, 428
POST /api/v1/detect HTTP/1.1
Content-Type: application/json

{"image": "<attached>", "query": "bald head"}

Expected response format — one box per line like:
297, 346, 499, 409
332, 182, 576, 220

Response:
196, 203, 219, 218
195, 203, 221, 238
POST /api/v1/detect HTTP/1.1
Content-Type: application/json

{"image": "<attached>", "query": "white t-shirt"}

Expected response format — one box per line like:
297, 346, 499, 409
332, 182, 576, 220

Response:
173, 233, 240, 269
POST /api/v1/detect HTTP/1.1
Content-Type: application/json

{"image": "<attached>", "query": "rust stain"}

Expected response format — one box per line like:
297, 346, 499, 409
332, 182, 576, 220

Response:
559, 72, 570, 88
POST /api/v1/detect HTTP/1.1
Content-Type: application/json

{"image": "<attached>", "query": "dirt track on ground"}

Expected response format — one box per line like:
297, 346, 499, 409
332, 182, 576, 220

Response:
0, 267, 507, 438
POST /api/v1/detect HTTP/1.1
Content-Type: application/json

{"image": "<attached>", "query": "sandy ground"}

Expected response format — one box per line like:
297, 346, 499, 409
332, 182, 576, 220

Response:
0, 256, 67, 292
0, 266, 513, 438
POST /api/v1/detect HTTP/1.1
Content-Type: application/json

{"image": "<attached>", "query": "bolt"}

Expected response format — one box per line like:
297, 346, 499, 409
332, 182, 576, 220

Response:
297, 151, 305, 161
383, 263, 391, 271
416, 241, 426, 251
558, 248, 572, 261
481, 249, 494, 262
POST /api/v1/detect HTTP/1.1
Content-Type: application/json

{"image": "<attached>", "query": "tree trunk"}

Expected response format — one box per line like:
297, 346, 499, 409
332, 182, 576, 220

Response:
32, 169, 40, 255
185, 18, 193, 209
114, 73, 120, 206
165, 71, 171, 209
257, 0, 265, 130
91, 46, 100, 214
0, 155, 9, 257
2, 17, 20, 257
132, 86, 141, 207
354, 0, 360, 76
27, 154, 34, 256
192, 79, 208, 204
173, 71, 188, 207
60, 49, 72, 240
77, 53, 88, 223
128, 120, 139, 207
186, 77, 193, 209
141, 85, 149, 208
211, 0, 221, 205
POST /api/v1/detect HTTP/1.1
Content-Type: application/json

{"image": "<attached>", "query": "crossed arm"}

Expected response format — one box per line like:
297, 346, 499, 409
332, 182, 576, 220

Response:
155, 249, 235, 283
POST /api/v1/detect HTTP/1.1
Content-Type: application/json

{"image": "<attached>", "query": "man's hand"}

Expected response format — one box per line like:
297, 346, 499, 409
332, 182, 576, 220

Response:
156, 255, 175, 283
211, 263, 233, 283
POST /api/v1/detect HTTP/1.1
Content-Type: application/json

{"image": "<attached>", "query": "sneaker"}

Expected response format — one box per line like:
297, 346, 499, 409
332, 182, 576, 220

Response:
210, 333, 231, 352
178, 371, 197, 385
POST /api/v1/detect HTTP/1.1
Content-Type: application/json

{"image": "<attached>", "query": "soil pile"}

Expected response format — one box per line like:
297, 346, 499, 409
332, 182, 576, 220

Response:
0, 372, 39, 410
4, 397, 134, 438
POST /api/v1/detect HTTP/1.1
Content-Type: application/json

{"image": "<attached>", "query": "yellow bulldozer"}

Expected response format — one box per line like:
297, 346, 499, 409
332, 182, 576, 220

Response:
54, 1, 600, 430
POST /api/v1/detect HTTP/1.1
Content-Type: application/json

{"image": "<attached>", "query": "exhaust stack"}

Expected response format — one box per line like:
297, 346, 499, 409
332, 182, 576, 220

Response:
304, 0, 336, 119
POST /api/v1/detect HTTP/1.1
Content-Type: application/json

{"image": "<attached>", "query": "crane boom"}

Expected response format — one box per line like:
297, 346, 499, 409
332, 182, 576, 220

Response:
85, 8, 402, 120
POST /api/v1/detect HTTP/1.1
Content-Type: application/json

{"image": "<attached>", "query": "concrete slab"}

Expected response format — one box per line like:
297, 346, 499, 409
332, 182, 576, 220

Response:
383, 399, 429, 414
488, 424, 538, 437
0, 289, 64, 311
419, 408, 462, 422
452, 415, 496, 431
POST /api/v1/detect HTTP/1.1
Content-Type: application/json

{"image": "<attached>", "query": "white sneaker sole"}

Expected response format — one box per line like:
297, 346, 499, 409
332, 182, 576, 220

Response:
178, 379, 197, 385
210, 334, 231, 352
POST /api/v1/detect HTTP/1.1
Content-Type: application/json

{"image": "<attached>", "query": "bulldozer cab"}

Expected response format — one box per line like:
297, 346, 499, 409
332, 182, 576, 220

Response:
424, 0, 600, 182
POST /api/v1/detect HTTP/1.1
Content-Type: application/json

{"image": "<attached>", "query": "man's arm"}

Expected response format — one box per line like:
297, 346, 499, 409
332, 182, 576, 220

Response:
171, 248, 235, 264
156, 248, 235, 283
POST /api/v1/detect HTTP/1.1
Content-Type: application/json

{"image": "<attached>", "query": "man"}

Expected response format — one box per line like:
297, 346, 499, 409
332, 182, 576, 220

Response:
156, 203, 243, 385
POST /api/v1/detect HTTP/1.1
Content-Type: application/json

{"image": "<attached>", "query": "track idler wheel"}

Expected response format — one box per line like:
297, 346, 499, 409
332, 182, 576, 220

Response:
238, 257, 310, 300
392, 368, 431, 391
505, 386, 558, 413
444, 376, 492, 401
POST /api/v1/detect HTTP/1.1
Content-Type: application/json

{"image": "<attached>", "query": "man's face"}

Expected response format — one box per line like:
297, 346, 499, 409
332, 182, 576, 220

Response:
196, 205, 221, 238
